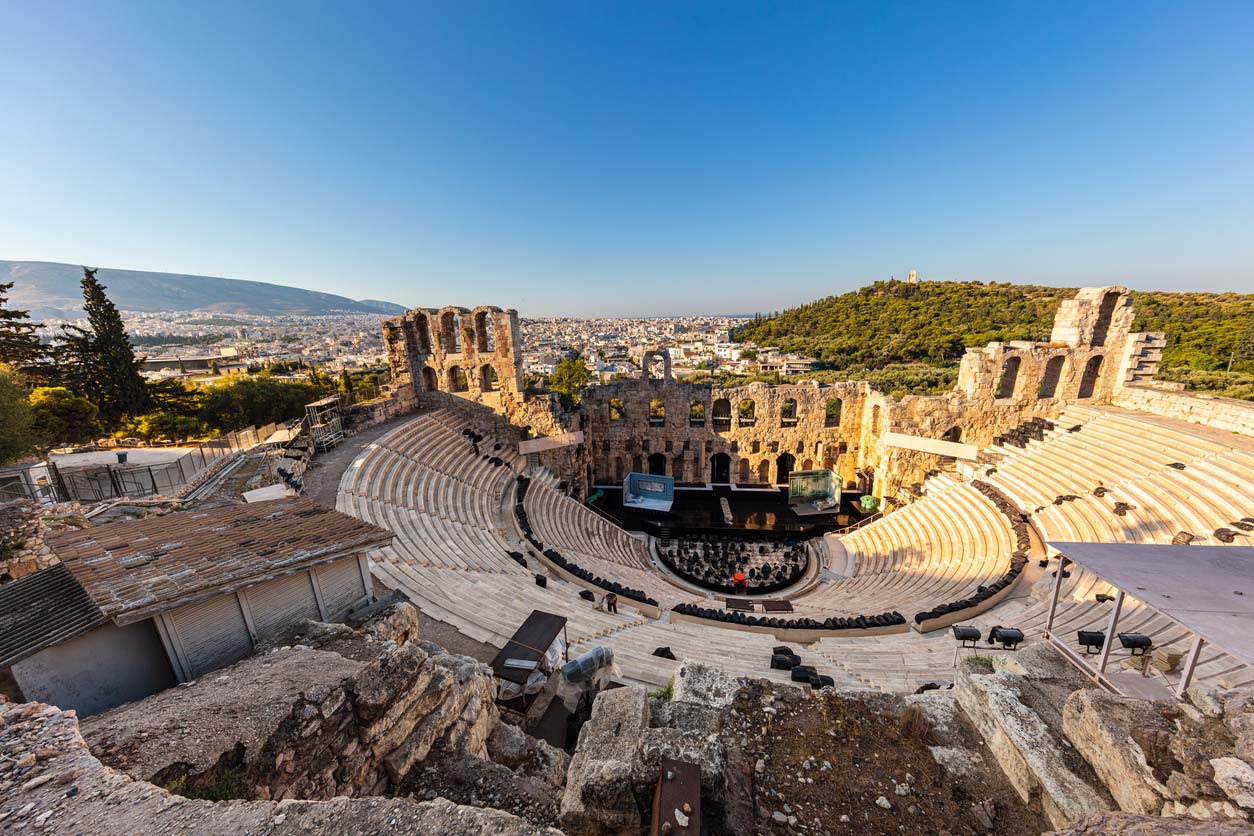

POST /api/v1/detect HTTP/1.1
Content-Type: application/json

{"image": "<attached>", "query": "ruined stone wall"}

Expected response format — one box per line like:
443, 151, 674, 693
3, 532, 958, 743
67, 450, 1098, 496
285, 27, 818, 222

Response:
1113, 385, 1254, 437
581, 378, 871, 489
0, 500, 88, 584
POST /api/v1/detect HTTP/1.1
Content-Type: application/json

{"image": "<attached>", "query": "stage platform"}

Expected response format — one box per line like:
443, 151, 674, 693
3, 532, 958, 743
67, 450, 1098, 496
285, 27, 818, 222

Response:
589, 485, 865, 537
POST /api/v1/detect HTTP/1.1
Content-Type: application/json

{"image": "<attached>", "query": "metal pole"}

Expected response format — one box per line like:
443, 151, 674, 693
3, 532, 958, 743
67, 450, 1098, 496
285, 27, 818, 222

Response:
1096, 590, 1125, 675
1176, 636, 1205, 698
1044, 556, 1066, 636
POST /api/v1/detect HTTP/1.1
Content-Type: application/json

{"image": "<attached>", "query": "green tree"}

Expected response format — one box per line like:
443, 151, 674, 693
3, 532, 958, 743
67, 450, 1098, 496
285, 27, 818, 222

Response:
209, 359, 221, 375
0, 365, 37, 464
339, 369, 355, 393
198, 378, 323, 431
121, 411, 203, 443
147, 378, 204, 417
548, 356, 592, 409
28, 387, 100, 447
0, 282, 53, 382
59, 267, 150, 427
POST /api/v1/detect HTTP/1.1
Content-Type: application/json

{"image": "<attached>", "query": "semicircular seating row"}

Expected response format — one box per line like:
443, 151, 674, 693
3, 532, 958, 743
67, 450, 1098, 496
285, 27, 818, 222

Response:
814, 404, 1254, 693
338, 408, 845, 687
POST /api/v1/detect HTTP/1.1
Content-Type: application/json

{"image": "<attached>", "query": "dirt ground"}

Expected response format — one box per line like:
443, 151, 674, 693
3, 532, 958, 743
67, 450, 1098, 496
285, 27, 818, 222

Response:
721, 681, 1049, 836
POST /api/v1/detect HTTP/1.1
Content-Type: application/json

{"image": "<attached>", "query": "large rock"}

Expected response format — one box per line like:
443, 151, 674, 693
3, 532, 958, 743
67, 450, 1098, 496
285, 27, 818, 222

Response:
1210, 757, 1254, 810
1062, 689, 1171, 814
1043, 810, 1254, 835
488, 722, 571, 789
560, 687, 649, 835
670, 660, 741, 709
955, 664, 1111, 829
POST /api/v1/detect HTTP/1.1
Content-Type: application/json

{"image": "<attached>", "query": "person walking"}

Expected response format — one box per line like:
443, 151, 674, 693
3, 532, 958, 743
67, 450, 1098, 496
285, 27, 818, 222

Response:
605, 592, 618, 614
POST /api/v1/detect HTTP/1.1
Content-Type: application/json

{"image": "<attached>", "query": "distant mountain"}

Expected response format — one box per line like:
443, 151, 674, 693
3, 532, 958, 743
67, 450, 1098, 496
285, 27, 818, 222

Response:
2, 260, 407, 319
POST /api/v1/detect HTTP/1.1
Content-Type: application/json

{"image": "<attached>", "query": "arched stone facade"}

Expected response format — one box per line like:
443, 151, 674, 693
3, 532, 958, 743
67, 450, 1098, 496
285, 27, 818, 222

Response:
383, 305, 525, 407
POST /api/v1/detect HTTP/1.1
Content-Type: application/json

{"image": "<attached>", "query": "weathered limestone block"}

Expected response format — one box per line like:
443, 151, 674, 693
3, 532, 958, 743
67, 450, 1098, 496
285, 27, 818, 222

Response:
348, 642, 432, 725
560, 686, 650, 835
488, 721, 571, 789
670, 660, 741, 709
955, 663, 1111, 829
1210, 757, 1254, 810
1042, 810, 1254, 835
1062, 689, 1172, 814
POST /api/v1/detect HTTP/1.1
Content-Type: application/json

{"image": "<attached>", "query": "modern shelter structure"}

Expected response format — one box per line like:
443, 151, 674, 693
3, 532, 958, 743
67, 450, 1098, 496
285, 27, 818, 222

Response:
1043, 542, 1254, 700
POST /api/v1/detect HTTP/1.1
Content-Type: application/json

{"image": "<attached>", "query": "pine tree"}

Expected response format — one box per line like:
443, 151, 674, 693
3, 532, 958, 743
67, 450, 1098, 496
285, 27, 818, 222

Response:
63, 267, 150, 428
0, 281, 54, 382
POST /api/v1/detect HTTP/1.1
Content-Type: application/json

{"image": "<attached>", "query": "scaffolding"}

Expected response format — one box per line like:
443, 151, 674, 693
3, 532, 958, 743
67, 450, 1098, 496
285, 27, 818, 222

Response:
306, 396, 345, 453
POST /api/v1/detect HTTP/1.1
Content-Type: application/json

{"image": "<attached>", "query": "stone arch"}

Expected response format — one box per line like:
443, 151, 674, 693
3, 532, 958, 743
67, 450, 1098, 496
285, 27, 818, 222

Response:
447, 365, 468, 392
712, 398, 732, 430
738, 398, 756, 426
632, 455, 644, 474
1091, 291, 1122, 347
738, 458, 751, 483
776, 453, 795, 485
421, 366, 438, 392
689, 398, 705, 427
870, 405, 882, 434
756, 460, 770, 484
1038, 355, 1065, 398
415, 314, 433, 352
647, 453, 666, 476
801, 458, 813, 471
479, 364, 498, 392
780, 398, 798, 427
1078, 355, 1104, 399
996, 356, 1022, 399
710, 453, 731, 484
648, 398, 665, 427
942, 425, 963, 443
609, 398, 625, 422
474, 310, 494, 353
671, 456, 684, 482
642, 350, 671, 381
614, 457, 625, 482
439, 311, 460, 353
825, 397, 843, 428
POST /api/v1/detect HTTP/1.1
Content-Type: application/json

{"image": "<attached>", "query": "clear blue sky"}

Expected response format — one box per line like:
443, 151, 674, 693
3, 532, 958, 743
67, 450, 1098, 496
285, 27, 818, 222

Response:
2, 2, 1251, 315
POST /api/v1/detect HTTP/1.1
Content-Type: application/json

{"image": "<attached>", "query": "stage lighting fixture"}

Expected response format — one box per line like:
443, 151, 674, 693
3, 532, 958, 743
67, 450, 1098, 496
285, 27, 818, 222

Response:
989, 627, 1024, 650
1118, 633, 1153, 656
952, 625, 981, 648
1077, 630, 1106, 654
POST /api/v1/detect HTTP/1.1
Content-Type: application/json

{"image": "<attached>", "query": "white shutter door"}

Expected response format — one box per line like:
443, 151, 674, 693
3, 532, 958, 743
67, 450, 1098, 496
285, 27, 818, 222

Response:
246, 571, 321, 641
315, 558, 367, 621
168, 593, 253, 678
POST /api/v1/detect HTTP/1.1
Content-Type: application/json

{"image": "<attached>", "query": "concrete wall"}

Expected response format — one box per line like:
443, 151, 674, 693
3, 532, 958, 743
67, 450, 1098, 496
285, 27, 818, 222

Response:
12, 620, 176, 718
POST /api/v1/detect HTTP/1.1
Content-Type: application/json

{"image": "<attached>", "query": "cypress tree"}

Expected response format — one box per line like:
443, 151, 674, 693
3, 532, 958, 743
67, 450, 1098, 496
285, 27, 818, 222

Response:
63, 267, 150, 428
0, 281, 54, 382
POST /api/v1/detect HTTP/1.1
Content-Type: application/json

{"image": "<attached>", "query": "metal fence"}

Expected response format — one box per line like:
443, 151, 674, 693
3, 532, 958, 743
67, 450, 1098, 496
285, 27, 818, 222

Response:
2, 422, 286, 505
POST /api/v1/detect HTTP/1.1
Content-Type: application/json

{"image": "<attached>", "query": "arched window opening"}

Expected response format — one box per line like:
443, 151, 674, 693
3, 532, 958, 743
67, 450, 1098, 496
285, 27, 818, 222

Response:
447, 365, 468, 392
825, 398, 843, 428
415, 314, 432, 352
421, 366, 438, 392
480, 364, 498, 392
689, 399, 705, 427
776, 453, 795, 485
1078, 355, 1104, 399
756, 460, 770, 484
710, 453, 731, 484
645, 352, 668, 380
1039, 356, 1065, 398
738, 458, 751, 483
1091, 291, 1121, 347
996, 357, 1022, 399
712, 398, 732, 431
671, 457, 684, 482
738, 399, 756, 427
649, 398, 665, 427
942, 425, 962, 443
647, 453, 666, 476
609, 398, 625, 422
474, 311, 494, 353
439, 311, 460, 352
632, 455, 644, 474
613, 457, 625, 482
801, 459, 813, 471
780, 398, 798, 427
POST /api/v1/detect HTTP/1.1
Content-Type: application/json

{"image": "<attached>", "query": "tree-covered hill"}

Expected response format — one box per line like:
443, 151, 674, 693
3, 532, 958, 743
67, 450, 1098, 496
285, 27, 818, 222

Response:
732, 280, 1253, 399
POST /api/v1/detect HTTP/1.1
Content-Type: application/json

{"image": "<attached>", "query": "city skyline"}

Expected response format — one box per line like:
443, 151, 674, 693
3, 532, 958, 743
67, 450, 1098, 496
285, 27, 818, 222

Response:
3, 2, 1253, 316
